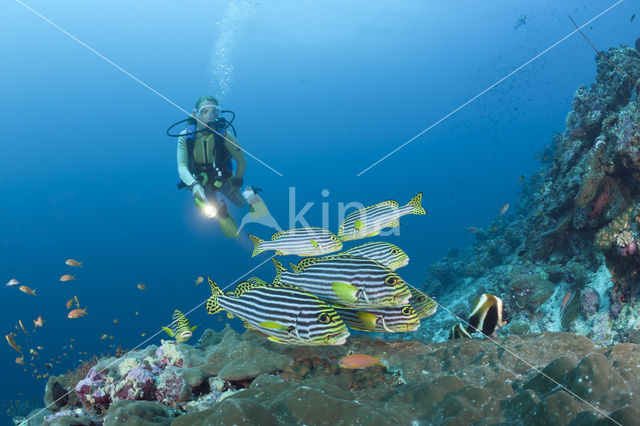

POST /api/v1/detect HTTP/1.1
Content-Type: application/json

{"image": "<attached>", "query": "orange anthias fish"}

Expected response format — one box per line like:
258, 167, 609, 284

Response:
66, 298, 74, 309
68, 307, 88, 319
195, 276, 204, 286
74, 295, 80, 308
60, 275, 76, 282
466, 226, 479, 234
19, 286, 36, 295
15, 356, 25, 365
6, 334, 22, 354
137, 283, 146, 291
18, 320, 28, 335
337, 354, 385, 369
499, 203, 510, 216
65, 259, 83, 267
33, 316, 44, 328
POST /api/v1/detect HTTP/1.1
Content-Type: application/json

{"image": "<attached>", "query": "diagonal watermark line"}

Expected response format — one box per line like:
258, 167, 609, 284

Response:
356, 0, 625, 176
427, 294, 620, 425
23, 254, 276, 424
14, 0, 283, 178
13, 0, 623, 423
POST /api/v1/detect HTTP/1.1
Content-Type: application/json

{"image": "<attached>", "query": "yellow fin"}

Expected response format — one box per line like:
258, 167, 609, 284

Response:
356, 311, 379, 330
379, 199, 399, 207
267, 336, 287, 344
354, 220, 364, 231
248, 235, 264, 257
259, 321, 289, 331
272, 258, 288, 284
297, 257, 319, 271
310, 239, 319, 249
388, 219, 400, 228
332, 282, 359, 303
190, 326, 198, 332
406, 192, 426, 215
161, 327, 175, 338
242, 320, 256, 330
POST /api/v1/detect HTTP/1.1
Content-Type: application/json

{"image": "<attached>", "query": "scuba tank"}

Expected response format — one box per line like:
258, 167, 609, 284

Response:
242, 187, 269, 219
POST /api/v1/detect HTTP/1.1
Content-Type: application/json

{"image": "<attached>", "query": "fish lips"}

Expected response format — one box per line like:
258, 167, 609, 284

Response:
393, 292, 411, 306
326, 330, 350, 346
177, 332, 192, 342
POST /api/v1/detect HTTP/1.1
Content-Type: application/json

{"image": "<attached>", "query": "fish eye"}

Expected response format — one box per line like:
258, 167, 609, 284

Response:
385, 276, 397, 286
416, 296, 425, 302
391, 248, 400, 254
331, 236, 339, 241
401, 306, 413, 316
318, 313, 331, 323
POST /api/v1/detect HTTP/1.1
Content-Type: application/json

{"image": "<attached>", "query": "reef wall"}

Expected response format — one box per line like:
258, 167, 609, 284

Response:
422, 44, 640, 347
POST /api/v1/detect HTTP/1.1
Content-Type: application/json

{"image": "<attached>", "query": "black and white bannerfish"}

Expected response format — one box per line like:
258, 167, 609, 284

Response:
161, 310, 198, 343
249, 227, 343, 257
335, 305, 420, 333
467, 294, 507, 336
450, 323, 472, 339
408, 287, 437, 319
273, 255, 411, 309
336, 241, 410, 270
205, 278, 350, 346
337, 193, 427, 241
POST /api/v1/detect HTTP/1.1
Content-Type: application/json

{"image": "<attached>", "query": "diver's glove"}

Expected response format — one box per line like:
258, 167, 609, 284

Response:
190, 183, 206, 201
231, 177, 243, 187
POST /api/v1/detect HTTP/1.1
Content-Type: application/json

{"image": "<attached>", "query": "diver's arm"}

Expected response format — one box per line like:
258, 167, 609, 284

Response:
226, 133, 246, 179
177, 136, 197, 187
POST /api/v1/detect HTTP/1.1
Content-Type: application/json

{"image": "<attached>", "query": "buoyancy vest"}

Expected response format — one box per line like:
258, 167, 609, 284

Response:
185, 123, 233, 181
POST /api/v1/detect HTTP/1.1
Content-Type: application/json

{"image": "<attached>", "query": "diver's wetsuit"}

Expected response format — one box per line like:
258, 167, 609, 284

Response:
176, 128, 247, 212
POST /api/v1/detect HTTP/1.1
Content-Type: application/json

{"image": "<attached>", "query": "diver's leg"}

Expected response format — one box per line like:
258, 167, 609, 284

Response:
218, 180, 247, 208
213, 195, 239, 238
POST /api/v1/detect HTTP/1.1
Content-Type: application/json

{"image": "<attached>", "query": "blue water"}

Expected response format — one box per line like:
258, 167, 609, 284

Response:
1, 0, 638, 419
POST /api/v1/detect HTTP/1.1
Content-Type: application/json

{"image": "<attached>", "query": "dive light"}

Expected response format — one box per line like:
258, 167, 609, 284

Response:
194, 197, 217, 218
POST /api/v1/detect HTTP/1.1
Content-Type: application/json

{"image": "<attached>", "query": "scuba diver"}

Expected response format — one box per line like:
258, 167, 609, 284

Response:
169, 95, 266, 238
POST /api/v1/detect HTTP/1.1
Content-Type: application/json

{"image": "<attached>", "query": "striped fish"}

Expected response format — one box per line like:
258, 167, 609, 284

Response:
161, 310, 198, 343
249, 227, 342, 257
273, 255, 411, 309
336, 304, 420, 333
409, 287, 437, 319
467, 294, 506, 336
450, 323, 472, 339
338, 193, 426, 241
205, 278, 350, 346
340, 242, 409, 270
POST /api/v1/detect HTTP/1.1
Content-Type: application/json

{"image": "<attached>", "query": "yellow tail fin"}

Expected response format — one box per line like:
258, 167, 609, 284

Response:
406, 192, 426, 215
248, 234, 264, 257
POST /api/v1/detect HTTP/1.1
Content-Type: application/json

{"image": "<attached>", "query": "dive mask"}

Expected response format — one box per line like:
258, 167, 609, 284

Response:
197, 105, 220, 121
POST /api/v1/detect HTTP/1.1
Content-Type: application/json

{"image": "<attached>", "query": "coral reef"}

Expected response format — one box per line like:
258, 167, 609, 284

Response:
24, 329, 640, 425
421, 43, 640, 346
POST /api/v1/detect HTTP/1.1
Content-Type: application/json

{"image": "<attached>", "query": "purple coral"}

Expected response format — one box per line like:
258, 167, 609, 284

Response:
111, 367, 155, 401
155, 369, 190, 408
580, 288, 600, 317
156, 343, 184, 368
619, 240, 637, 256
75, 368, 111, 411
